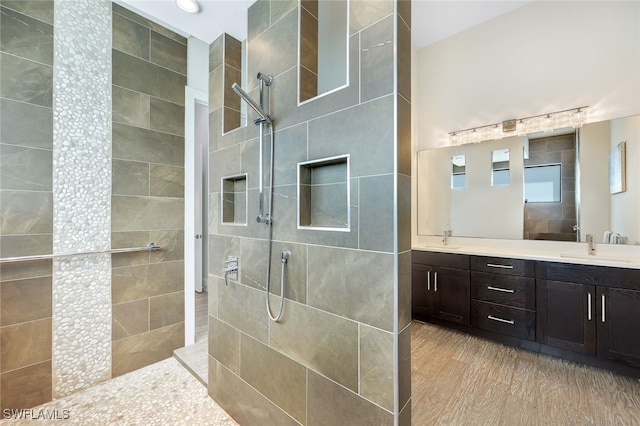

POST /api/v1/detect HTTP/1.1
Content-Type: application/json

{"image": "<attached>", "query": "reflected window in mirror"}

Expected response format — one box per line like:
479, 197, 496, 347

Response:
491, 148, 510, 186
298, 0, 348, 103
524, 164, 561, 203
451, 154, 466, 189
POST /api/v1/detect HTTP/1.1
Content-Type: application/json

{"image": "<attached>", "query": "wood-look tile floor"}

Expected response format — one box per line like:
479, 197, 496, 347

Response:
411, 321, 640, 425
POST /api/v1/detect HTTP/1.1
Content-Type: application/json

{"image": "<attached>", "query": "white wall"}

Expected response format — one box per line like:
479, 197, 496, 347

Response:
416, 1, 640, 151
579, 121, 611, 242
416, 148, 452, 236
610, 115, 640, 244
450, 136, 524, 239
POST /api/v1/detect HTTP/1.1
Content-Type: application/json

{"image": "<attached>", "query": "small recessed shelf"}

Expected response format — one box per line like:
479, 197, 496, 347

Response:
297, 155, 350, 231
221, 174, 248, 226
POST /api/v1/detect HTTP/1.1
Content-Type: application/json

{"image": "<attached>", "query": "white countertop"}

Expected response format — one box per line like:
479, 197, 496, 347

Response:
412, 238, 640, 269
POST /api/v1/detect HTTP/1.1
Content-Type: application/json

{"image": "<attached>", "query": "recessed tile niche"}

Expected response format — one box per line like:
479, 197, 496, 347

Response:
298, 155, 350, 231
221, 174, 247, 225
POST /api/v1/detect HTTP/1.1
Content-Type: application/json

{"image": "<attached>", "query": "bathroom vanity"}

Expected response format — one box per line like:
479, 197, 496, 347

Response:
412, 248, 640, 378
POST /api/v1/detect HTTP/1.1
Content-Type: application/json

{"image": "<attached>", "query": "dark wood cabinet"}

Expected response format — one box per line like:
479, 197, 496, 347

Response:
412, 251, 640, 378
537, 279, 596, 354
597, 287, 640, 367
412, 252, 470, 325
537, 262, 640, 369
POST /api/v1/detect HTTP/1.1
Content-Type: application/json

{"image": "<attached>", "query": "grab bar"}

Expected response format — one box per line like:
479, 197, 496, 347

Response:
0, 243, 160, 264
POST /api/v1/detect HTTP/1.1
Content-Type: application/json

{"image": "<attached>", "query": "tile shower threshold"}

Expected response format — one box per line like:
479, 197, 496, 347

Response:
174, 340, 208, 386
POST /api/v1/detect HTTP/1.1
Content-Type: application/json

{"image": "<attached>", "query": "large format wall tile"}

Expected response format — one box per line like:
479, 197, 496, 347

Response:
149, 291, 184, 329
307, 246, 394, 331
112, 260, 184, 304
240, 334, 306, 423
0, 52, 52, 107
307, 95, 394, 177
0, 6, 53, 65
1, 0, 53, 25
113, 122, 184, 167
350, 0, 393, 34
1, 318, 52, 372
247, 9, 298, 91
112, 11, 149, 60
150, 164, 184, 197
360, 325, 394, 411
0, 145, 52, 191
0, 276, 51, 326
218, 281, 269, 344
112, 195, 184, 232
150, 98, 185, 136
0, 191, 52, 235
150, 31, 187, 75
308, 370, 393, 426
0, 98, 52, 149
361, 15, 394, 102
112, 86, 150, 128
112, 50, 186, 105
112, 322, 184, 377
270, 300, 358, 391
359, 174, 394, 252
0, 361, 51, 411
112, 299, 149, 341
213, 363, 300, 426
112, 159, 150, 196
209, 316, 240, 374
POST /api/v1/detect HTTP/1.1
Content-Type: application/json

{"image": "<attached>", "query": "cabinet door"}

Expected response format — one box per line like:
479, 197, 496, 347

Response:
412, 263, 434, 318
598, 287, 640, 367
433, 266, 470, 325
537, 280, 596, 355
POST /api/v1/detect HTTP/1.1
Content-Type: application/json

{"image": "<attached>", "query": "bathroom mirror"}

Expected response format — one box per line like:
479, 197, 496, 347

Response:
298, 0, 349, 103
416, 115, 640, 244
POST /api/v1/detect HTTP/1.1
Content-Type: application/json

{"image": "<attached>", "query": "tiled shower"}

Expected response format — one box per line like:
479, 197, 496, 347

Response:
0, 0, 185, 410
207, 0, 412, 424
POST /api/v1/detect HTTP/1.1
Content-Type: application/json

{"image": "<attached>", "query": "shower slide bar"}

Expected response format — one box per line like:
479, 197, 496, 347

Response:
0, 243, 160, 264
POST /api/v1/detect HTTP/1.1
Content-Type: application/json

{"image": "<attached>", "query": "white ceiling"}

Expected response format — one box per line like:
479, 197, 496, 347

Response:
120, 0, 531, 49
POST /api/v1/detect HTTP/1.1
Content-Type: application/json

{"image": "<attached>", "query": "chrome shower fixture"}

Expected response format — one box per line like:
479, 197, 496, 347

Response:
231, 82, 271, 125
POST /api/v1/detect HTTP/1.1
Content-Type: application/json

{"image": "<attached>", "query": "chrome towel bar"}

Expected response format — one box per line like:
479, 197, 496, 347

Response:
0, 243, 160, 264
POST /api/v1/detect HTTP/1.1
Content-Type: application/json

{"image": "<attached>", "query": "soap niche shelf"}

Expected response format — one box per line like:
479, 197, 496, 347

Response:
221, 174, 248, 226
297, 155, 350, 232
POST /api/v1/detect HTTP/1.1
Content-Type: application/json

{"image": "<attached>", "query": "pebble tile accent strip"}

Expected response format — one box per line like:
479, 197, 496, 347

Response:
52, 0, 113, 397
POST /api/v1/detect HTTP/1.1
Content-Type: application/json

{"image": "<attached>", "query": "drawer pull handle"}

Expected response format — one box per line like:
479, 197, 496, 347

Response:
434, 272, 438, 292
487, 263, 514, 269
488, 315, 515, 325
487, 286, 515, 294
427, 270, 431, 291
602, 294, 606, 323
587, 292, 592, 321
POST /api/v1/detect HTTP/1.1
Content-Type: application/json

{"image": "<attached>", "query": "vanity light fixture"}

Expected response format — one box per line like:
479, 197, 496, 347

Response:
176, 0, 200, 14
449, 106, 588, 146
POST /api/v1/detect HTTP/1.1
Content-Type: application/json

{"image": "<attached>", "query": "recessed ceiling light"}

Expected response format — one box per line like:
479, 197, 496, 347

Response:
176, 0, 200, 14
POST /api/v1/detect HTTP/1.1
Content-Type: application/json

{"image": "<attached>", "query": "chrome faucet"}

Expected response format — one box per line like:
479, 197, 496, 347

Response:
586, 234, 596, 256
443, 230, 451, 246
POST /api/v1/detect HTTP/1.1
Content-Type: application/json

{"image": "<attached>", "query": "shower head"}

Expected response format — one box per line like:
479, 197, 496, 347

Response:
231, 82, 271, 125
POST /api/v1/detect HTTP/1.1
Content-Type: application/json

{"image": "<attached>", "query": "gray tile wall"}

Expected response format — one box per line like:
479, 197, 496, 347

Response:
111, 3, 186, 377
0, 0, 54, 411
208, 0, 412, 424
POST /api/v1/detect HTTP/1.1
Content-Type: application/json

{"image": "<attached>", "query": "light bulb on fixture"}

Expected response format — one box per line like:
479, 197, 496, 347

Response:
571, 108, 585, 128
176, 0, 200, 13
542, 114, 554, 133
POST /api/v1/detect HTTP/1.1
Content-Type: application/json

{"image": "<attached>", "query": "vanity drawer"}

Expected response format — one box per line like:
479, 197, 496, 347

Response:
471, 272, 535, 310
471, 256, 534, 277
471, 300, 536, 341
